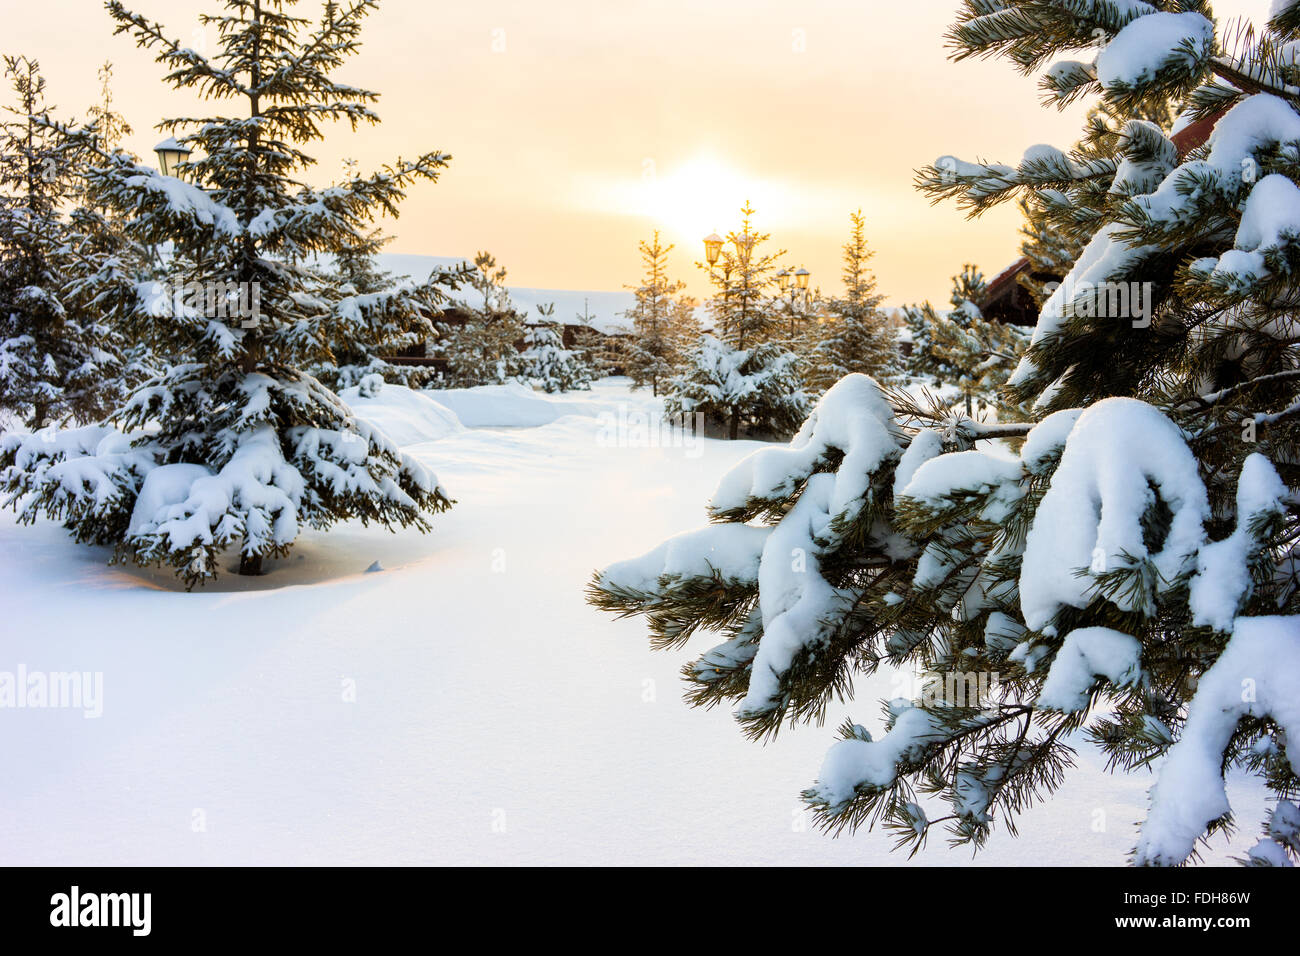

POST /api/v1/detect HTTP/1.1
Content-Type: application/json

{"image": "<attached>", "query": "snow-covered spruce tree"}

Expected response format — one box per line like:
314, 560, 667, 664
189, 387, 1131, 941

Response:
950, 262, 986, 309
569, 298, 620, 378
66, 60, 160, 400
772, 279, 823, 354
85, 60, 133, 155
591, 1, 1300, 866
901, 264, 984, 383
698, 201, 786, 350
0, 0, 453, 585
939, 304, 1028, 417
902, 264, 1028, 415
308, 226, 455, 391
806, 210, 898, 396
665, 203, 805, 438
522, 302, 593, 393
0, 56, 124, 428
622, 231, 695, 395
61, 194, 156, 406
1017, 197, 1080, 307
663, 333, 807, 440
435, 250, 526, 387
914, 280, 1030, 417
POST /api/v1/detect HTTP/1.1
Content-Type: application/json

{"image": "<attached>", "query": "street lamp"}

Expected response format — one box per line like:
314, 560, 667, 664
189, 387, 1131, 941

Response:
150, 136, 192, 272
703, 232, 734, 340
154, 137, 191, 178
780, 266, 812, 338
736, 234, 755, 263
702, 233, 723, 267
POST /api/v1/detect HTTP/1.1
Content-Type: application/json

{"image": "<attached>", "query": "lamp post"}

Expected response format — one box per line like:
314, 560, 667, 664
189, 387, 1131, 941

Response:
150, 138, 192, 272
704, 230, 788, 346
153, 137, 191, 178
702, 231, 728, 340
777, 265, 811, 338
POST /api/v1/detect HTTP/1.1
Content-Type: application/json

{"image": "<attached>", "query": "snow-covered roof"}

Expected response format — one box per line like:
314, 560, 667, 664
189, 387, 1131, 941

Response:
377, 253, 636, 335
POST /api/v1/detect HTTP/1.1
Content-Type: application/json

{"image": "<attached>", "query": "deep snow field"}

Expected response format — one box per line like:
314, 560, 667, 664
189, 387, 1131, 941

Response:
0, 378, 1268, 865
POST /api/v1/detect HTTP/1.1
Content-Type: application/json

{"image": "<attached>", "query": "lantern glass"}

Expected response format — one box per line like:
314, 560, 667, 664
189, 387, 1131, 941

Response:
703, 234, 723, 266
795, 268, 810, 290
154, 137, 192, 177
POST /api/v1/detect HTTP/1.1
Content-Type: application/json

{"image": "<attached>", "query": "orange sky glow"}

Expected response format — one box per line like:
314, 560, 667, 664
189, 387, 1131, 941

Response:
1, 0, 1271, 304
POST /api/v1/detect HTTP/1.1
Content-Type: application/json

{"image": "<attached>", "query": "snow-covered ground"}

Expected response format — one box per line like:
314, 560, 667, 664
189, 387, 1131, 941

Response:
0, 379, 1265, 865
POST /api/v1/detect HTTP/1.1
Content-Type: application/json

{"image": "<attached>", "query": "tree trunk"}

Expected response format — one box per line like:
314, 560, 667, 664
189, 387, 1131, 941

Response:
239, 551, 263, 576
728, 410, 740, 441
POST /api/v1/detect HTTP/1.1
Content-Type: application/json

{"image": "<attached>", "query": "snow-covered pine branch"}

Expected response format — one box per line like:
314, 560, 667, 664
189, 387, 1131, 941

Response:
593, 373, 1300, 862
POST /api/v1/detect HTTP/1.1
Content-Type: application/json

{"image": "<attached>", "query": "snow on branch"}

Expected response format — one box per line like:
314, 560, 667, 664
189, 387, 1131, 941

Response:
1189, 454, 1288, 632
711, 376, 905, 716
597, 523, 770, 599
808, 704, 947, 811
1096, 11, 1214, 95
709, 373, 902, 518
1035, 626, 1144, 712
1135, 615, 1300, 866
1020, 398, 1209, 631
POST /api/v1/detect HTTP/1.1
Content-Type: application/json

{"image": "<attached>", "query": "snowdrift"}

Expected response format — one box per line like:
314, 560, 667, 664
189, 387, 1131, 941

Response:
339, 383, 465, 445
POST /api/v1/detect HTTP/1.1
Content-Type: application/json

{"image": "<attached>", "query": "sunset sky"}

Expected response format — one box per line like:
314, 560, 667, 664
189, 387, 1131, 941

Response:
2, 0, 1270, 303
